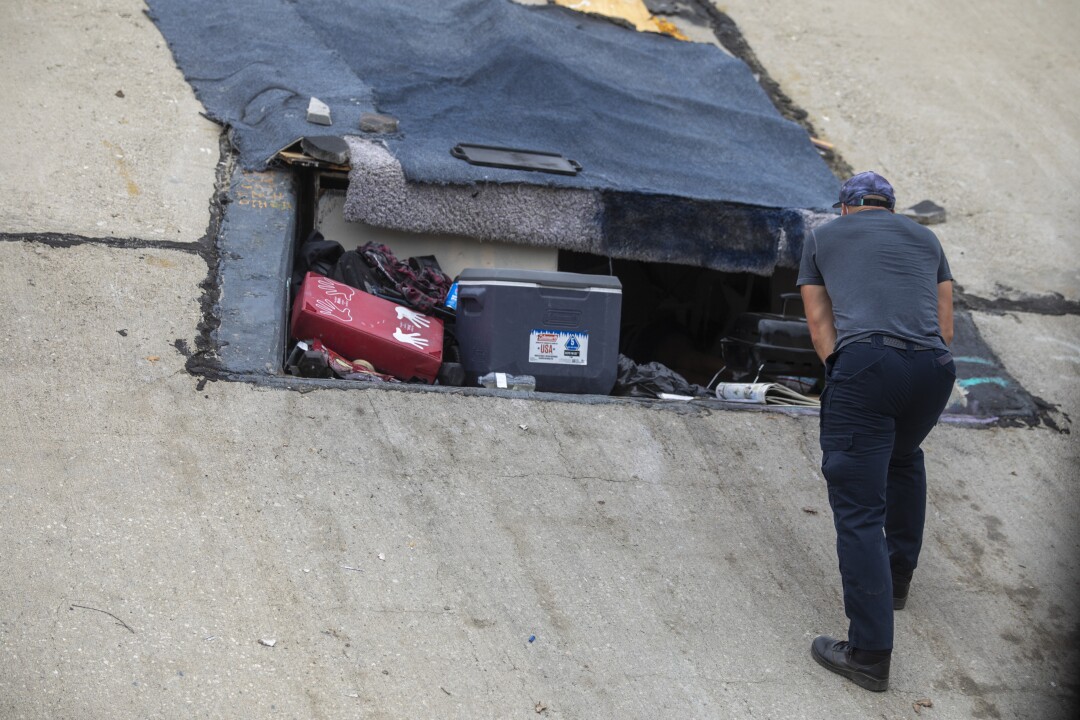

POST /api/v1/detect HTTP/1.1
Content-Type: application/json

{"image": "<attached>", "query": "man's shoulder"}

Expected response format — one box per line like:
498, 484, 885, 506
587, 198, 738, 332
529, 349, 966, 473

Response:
892, 213, 943, 246
861, 211, 941, 240
810, 214, 845, 240
886, 210, 931, 228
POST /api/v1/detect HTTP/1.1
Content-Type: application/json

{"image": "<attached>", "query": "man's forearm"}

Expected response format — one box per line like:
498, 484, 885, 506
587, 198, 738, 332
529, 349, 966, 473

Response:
938, 280, 954, 346
801, 284, 837, 363
809, 324, 837, 363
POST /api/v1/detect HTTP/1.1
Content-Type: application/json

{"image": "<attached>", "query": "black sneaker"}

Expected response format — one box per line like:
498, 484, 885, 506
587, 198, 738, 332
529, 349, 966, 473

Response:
893, 578, 910, 610
811, 635, 890, 692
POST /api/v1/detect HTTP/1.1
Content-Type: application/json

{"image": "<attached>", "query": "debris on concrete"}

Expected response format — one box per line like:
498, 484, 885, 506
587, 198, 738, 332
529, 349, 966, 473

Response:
285, 338, 397, 383
535, 700, 548, 713
274, 137, 348, 168
657, 392, 695, 401
258, 638, 277, 647
614, 354, 712, 399
340, 564, 363, 573
359, 112, 399, 133
715, 382, 818, 406
801, 506, 819, 515
913, 697, 934, 714
519, 423, 529, 431
115, 89, 125, 98
948, 381, 969, 411
301, 135, 349, 165
478, 372, 536, 391
307, 97, 332, 126
69, 603, 136, 634
901, 199, 946, 225
437, 361, 465, 387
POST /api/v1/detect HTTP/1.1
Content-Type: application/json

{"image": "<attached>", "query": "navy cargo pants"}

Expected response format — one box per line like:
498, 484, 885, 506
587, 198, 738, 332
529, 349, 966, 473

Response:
819, 334, 956, 651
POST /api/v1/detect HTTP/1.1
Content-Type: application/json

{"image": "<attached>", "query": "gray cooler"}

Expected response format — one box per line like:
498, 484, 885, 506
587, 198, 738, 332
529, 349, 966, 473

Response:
456, 268, 622, 394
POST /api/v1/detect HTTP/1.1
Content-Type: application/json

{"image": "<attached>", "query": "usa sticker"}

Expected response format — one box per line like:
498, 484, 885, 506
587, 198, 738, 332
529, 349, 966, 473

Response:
529, 329, 588, 365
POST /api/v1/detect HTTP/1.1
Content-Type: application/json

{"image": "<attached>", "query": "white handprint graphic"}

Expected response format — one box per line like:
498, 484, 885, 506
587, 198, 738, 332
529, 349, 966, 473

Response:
394, 305, 431, 328
393, 327, 429, 349
316, 277, 354, 302
315, 297, 352, 322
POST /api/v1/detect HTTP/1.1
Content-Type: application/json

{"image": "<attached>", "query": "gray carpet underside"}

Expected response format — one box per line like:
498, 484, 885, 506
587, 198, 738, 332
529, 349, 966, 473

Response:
344, 137, 603, 251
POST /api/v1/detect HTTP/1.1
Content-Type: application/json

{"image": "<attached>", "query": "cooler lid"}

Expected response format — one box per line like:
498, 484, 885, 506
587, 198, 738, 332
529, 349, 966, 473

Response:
458, 267, 621, 292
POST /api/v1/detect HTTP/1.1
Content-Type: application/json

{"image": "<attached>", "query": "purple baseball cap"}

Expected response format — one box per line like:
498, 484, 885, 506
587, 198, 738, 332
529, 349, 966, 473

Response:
833, 171, 896, 208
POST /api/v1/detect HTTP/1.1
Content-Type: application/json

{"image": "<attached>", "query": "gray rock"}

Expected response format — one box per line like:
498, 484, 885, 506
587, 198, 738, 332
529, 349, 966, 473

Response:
306, 97, 332, 126
901, 199, 946, 225
359, 112, 399, 134
301, 136, 349, 165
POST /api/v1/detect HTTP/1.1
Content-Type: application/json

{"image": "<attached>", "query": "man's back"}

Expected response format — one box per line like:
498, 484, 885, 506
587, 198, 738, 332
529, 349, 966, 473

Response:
798, 210, 951, 351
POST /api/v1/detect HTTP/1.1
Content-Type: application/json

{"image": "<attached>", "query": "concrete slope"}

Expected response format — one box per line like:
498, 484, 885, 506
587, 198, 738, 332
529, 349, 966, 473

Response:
0, 1, 1077, 719
715, 0, 1080, 304
0, 0, 218, 241
0, 240, 1075, 720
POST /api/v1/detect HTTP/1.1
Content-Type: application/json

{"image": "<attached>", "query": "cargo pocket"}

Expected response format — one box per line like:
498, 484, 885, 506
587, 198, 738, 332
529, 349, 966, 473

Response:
820, 432, 852, 474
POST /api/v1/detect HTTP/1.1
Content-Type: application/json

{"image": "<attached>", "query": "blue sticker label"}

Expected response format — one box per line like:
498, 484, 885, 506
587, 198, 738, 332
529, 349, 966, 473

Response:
529, 329, 588, 365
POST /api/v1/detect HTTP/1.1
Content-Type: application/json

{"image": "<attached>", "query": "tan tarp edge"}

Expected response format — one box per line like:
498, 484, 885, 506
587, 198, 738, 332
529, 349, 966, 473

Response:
553, 0, 688, 40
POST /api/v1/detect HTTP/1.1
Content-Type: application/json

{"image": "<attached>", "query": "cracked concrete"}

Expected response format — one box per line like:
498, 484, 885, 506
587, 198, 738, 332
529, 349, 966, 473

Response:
0, 1, 1076, 719
0, 0, 219, 241
712, 0, 1080, 305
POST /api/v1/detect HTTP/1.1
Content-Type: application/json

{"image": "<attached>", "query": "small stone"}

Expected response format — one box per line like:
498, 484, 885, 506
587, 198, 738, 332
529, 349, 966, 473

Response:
115, 89, 125, 98
301, 135, 349, 165
307, 97, 332, 126
259, 638, 277, 647
359, 112, 399, 134
901, 199, 946, 225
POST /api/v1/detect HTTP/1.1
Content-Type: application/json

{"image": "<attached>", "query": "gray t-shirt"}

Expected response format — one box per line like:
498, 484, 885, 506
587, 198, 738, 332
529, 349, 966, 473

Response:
796, 210, 953, 351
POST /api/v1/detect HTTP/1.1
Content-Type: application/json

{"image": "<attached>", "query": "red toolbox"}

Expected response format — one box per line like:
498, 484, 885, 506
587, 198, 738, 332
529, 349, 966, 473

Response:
290, 272, 443, 383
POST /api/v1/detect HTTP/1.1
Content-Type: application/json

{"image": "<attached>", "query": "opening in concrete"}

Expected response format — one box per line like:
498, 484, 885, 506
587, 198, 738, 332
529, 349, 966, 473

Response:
212, 158, 1042, 423
280, 165, 823, 401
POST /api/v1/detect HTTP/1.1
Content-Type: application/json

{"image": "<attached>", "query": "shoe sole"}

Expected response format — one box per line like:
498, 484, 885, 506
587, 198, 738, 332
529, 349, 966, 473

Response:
811, 645, 889, 692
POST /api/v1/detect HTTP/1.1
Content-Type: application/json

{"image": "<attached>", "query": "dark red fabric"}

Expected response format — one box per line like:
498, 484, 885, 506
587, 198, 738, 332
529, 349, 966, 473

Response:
359, 242, 452, 312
